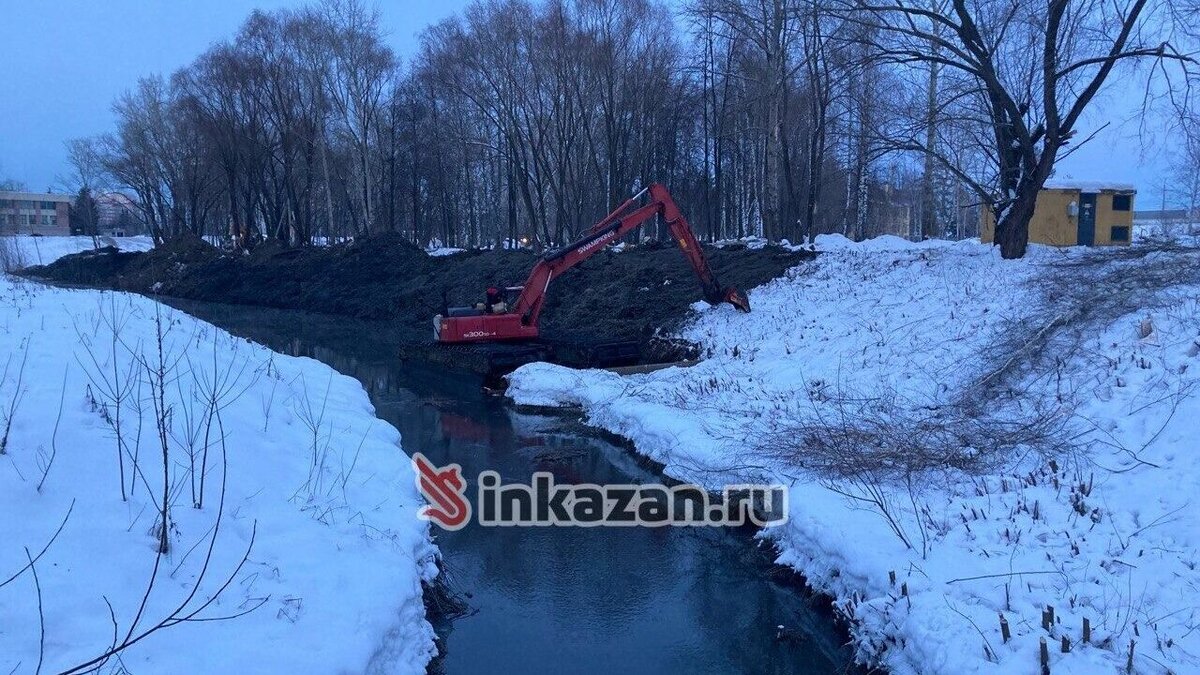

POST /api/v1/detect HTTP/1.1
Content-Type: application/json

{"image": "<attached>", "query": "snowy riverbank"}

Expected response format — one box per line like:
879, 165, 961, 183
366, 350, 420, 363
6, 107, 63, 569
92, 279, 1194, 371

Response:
509, 235, 1200, 674
0, 235, 155, 271
0, 276, 437, 673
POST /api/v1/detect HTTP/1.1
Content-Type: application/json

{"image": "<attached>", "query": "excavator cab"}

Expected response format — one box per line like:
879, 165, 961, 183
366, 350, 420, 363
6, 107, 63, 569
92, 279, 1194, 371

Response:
436, 285, 529, 341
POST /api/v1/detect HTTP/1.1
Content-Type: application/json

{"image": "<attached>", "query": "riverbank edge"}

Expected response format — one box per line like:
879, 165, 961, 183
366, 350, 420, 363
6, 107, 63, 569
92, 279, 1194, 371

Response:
511, 403, 876, 674
0, 276, 442, 673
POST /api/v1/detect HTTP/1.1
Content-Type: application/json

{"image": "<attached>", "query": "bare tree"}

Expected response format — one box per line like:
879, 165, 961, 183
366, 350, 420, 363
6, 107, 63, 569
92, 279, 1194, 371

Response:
62, 137, 108, 193
102, 77, 189, 244
62, 139, 107, 241
1169, 105, 1200, 229
692, 0, 805, 240
92, 0, 1182, 250
847, 0, 1196, 257
320, 0, 396, 234
0, 161, 27, 192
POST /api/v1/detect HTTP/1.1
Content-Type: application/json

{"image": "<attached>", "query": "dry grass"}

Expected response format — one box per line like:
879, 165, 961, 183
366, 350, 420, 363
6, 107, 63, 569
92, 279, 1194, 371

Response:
761, 390, 1074, 482
759, 242, 1200, 487
0, 237, 28, 273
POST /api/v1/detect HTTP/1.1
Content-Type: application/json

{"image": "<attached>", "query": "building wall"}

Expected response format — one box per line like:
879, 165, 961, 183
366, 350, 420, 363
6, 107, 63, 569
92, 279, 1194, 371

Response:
0, 192, 72, 236
56, 202, 71, 235
1032, 189, 1078, 246
981, 188, 1135, 247
1093, 192, 1135, 246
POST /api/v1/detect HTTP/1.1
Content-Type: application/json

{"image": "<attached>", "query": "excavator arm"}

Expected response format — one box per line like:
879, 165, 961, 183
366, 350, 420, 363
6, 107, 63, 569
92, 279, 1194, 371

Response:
435, 183, 749, 344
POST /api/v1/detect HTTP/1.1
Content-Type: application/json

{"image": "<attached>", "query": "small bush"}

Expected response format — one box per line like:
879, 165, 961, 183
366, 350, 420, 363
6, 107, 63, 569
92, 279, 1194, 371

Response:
0, 237, 28, 273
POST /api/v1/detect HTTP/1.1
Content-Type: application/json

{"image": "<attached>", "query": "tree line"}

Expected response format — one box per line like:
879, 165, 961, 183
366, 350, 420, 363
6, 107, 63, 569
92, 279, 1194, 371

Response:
72, 0, 1196, 258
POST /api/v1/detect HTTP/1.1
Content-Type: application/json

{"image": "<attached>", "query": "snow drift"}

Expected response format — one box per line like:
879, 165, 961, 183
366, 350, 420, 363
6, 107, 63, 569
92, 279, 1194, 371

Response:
509, 236, 1200, 675
0, 276, 437, 673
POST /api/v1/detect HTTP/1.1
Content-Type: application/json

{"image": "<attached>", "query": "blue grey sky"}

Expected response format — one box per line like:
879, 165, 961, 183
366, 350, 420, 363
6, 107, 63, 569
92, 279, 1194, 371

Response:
0, 0, 1176, 204
0, 0, 470, 191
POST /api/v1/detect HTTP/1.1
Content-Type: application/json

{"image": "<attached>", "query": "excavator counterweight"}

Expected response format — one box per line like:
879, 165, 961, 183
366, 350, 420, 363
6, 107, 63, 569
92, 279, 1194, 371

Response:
434, 184, 749, 344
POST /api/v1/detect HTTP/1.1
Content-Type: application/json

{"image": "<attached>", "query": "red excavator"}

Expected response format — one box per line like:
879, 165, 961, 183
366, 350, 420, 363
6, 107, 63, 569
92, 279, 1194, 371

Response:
435, 183, 750, 344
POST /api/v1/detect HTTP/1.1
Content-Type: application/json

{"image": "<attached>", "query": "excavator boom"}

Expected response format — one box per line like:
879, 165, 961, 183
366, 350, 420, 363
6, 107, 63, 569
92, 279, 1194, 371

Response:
435, 183, 749, 344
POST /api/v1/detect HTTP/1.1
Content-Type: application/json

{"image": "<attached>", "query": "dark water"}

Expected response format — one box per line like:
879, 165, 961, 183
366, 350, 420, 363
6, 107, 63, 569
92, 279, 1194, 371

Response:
163, 299, 852, 674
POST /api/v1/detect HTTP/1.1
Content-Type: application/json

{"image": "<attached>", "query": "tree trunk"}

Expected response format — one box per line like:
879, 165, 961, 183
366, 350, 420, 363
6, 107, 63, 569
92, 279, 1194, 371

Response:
920, 59, 939, 239
994, 188, 1036, 259
764, 94, 782, 240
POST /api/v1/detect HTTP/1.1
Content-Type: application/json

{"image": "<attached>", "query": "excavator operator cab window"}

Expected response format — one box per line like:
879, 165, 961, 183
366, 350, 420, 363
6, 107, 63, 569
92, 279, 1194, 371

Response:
484, 286, 508, 314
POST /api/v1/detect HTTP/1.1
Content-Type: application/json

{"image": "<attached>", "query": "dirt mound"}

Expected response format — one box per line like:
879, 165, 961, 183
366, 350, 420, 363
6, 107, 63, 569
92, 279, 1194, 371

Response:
26, 238, 813, 364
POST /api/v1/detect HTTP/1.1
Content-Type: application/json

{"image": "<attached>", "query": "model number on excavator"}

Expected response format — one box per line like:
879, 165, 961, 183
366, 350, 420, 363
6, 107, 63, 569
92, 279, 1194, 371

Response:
433, 183, 750, 344
578, 229, 618, 254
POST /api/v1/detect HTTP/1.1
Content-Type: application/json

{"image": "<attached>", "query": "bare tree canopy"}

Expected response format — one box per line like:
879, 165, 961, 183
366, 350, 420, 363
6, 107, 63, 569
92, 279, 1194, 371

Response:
846, 0, 1197, 256
74, 0, 1197, 256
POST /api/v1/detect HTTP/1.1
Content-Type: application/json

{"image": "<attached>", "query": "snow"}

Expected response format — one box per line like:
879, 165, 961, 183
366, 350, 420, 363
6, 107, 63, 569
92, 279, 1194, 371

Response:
508, 234, 1200, 674
1043, 179, 1137, 193
0, 235, 154, 271
713, 236, 772, 250
0, 276, 437, 673
424, 239, 465, 257
1135, 220, 1200, 244
812, 232, 965, 252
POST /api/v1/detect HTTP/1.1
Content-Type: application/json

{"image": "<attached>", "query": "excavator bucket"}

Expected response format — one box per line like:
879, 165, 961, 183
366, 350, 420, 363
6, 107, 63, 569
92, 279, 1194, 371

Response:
724, 287, 751, 313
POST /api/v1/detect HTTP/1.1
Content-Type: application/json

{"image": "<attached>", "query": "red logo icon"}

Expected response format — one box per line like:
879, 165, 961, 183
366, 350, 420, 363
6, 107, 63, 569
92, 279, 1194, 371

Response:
413, 453, 471, 530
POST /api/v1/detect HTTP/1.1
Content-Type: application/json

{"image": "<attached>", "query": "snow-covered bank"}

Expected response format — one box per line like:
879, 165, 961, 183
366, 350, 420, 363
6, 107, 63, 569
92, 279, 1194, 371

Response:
0, 235, 154, 271
509, 237, 1200, 674
0, 276, 437, 673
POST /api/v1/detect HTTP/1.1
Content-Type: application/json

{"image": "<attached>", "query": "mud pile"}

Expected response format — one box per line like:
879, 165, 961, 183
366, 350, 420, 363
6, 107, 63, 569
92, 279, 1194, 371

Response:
26, 236, 813, 365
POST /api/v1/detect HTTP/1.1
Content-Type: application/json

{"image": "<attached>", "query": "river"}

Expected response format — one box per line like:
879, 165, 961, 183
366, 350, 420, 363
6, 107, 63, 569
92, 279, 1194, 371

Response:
162, 298, 854, 674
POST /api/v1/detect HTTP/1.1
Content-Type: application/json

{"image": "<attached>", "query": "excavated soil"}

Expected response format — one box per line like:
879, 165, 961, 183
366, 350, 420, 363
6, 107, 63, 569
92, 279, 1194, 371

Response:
25, 235, 814, 373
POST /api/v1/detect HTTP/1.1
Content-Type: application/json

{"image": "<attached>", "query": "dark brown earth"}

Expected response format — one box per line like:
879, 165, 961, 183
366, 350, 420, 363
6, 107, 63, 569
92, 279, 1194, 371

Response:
24, 235, 814, 374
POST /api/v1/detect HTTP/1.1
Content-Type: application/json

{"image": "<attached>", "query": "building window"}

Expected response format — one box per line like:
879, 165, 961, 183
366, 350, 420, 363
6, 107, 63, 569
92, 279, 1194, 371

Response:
49, 216, 57, 226
1112, 194, 1132, 211
41, 201, 56, 210
1111, 226, 1130, 242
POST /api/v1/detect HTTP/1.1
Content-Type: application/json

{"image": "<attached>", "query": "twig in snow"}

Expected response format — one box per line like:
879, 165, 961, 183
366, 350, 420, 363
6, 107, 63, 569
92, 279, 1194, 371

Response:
946, 570, 1064, 584
943, 596, 998, 664
36, 366, 68, 493
24, 547, 45, 675
59, 393, 263, 674
0, 341, 29, 455
0, 499, 74, 590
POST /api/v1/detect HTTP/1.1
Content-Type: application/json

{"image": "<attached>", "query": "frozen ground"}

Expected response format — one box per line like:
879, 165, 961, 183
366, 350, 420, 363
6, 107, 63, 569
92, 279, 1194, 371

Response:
0, 276, 437, 673
510, 235, 1200, 674
0, 235, 155, 271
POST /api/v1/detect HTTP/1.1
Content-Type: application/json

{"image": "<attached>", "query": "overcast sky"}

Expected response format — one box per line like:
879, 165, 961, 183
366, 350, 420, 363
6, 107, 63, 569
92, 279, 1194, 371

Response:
0, 0, 1178, 205
0, 0, 470, 191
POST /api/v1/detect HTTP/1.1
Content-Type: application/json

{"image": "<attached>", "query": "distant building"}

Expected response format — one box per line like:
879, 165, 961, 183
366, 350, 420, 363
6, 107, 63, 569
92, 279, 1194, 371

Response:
0, 191, 72, 236
982, 181, 1136, 247
1135, 208, 1198, 223
96, 191, 145, 236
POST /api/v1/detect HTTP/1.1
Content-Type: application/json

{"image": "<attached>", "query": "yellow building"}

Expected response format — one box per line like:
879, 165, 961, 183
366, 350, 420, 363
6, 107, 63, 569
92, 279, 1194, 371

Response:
982, 181, 1135, 247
